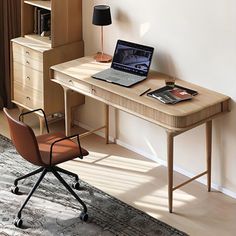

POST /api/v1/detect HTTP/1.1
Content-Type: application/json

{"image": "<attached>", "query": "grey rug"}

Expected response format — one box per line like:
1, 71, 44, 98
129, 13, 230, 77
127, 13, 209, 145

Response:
0, 134, 187, 236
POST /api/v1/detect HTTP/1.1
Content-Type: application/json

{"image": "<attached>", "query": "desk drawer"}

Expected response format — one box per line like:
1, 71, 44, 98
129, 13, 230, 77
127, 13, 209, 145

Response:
54, 73, 92, 94
12, 42, 43, 62
13, 82, 43, 109
13, 61, 43, 92
92, 85, 170, 125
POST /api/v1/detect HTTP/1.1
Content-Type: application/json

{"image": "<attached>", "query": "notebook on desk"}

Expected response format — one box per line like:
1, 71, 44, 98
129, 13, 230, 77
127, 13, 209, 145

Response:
92, 40, 154, 87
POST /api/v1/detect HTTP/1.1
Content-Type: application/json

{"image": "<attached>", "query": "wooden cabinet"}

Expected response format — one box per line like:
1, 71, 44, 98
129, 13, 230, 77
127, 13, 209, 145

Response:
11, 0, 85, 132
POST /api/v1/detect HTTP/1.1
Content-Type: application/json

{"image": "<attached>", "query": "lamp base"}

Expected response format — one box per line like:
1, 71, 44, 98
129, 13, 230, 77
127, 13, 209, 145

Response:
94, 52, 112, 63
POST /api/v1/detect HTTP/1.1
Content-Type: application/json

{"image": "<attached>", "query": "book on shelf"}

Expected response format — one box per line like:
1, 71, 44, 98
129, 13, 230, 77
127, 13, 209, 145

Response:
41, 12, 50, 32
147, 84, 198, 104
33, 7, 51, 37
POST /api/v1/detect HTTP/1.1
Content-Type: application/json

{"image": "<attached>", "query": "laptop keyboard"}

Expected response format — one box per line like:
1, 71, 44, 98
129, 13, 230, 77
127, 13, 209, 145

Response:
108, 70, 138, 81
92, 67, 146, 86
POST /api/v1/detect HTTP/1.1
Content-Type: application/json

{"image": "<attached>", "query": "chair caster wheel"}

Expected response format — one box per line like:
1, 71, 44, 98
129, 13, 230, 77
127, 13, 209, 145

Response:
14, 217, 23, 228
72, 181, 80, 190
10, 186, 19, 194
80, 212, 88, 222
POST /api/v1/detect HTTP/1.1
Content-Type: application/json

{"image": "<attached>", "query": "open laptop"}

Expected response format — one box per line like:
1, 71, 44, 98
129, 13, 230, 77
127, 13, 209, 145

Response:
92, 40, 154, 87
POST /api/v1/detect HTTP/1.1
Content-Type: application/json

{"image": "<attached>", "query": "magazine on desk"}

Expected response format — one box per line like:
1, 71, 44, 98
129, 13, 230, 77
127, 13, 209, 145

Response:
147, 85, 198, 104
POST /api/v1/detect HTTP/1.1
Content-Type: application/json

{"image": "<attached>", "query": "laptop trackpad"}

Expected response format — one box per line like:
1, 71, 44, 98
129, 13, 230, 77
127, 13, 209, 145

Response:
106, 76, 120, 82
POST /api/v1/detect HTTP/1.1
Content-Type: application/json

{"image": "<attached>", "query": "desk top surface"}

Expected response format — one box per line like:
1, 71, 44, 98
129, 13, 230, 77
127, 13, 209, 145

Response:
51, 56, 230, 131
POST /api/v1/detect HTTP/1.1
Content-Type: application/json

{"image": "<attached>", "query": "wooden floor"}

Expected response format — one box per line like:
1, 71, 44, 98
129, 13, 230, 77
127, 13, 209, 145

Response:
1, 108, 236, 236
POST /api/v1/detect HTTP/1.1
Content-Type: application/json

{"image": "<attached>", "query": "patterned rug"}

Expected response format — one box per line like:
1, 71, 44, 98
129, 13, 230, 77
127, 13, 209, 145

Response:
0, 134, 188, 236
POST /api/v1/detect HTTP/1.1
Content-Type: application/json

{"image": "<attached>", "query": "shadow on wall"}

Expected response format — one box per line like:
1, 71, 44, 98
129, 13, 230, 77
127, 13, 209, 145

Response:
115, 8, 177, 77
114, 8, 132, 33
114, 8, 152, 45
153, 51, 178, 79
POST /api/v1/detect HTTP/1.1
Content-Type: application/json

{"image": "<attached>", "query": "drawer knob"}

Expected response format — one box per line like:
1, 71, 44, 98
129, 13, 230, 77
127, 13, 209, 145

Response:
69, 80, 73, 83
26, 51, 30, 55
26, 76, 30, 80
26, 96, 30, 100
26, 60, 30, 65
92, 88, 96, 94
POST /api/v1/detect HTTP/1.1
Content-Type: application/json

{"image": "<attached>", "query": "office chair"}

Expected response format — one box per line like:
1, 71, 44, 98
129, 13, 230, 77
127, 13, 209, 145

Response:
3, 108, 89, 228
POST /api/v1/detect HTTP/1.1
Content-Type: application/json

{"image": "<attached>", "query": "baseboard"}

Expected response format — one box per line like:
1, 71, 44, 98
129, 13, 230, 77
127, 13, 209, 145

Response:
75, 120, 236, 199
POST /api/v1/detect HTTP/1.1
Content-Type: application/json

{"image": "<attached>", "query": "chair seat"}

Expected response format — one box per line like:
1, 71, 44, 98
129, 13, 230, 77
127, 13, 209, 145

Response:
37, 132, 89, 166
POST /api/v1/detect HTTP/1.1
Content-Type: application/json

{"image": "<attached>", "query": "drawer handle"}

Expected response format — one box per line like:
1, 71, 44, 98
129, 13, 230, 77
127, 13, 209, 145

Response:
26, 60, 30, 65
68, 80, 73, 84
26, 51, 30, 55
26, 96, 30, 100
26, 76, 30, 80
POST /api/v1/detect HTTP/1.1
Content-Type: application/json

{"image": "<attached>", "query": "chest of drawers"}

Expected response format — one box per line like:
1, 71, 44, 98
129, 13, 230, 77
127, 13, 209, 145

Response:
12, 42, 44, 110
11, 37, 85, 132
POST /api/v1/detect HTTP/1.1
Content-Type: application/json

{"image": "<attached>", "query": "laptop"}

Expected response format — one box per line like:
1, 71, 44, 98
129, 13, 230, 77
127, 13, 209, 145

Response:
92, 40, 154, 87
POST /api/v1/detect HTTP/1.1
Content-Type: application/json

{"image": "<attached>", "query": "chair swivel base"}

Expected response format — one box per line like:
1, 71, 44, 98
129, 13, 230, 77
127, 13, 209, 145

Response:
13, 212, 88, 228
11, 166, 88, 228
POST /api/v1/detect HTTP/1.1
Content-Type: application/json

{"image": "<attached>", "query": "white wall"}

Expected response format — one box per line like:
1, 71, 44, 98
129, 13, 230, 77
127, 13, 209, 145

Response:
79, 0, 236, 195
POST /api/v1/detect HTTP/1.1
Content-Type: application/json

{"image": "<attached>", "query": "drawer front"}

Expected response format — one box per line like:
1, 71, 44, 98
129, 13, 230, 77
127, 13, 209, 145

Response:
13, 53, 43, 72
13, 82, 43, 109
13, 61, 43, 92
67, 79, 91, 94
54, 72, 92, 94
12, 42, 43, 62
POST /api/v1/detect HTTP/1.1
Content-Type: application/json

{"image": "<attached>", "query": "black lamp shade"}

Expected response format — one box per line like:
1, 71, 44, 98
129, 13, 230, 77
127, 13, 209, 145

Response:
92, 5, 112, 26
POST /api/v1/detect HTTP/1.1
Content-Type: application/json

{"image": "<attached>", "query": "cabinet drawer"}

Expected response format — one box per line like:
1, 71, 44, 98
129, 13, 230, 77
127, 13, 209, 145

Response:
12, 42, 43, 62
13, 61, 43, 92
13, 53, 43, 72
13, 82, 43, 109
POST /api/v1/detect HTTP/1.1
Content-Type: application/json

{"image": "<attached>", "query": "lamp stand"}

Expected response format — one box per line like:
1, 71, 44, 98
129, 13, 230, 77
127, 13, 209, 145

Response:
94, 26, 112, 63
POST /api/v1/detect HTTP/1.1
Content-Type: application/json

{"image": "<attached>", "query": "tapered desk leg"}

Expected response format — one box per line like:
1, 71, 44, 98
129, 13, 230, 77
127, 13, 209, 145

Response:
64, 88, 71, 136
206, 120, 212, 192
167, 131, 174, 213
105, 104, 109, 144
39, 116, 44, 134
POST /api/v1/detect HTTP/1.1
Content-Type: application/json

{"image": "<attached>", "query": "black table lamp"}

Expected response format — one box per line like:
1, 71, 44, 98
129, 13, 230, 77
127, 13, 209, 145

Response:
92, 5, 112, 63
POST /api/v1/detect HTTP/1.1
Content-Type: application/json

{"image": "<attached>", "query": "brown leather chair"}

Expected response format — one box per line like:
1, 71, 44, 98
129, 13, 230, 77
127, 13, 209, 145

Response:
3, 108, 89, 228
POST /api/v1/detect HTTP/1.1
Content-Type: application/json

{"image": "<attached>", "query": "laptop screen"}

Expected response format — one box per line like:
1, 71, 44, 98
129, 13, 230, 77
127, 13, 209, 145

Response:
111, 40, 154, 76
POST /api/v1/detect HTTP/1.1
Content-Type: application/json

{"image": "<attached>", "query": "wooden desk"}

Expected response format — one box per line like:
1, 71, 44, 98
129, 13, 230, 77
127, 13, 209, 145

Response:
50, 56, 230, 213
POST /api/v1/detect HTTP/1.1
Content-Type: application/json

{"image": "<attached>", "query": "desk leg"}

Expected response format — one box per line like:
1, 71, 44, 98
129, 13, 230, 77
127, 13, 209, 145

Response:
105, 104, 109, 144
64, 88, 71, 136
206, 120, 212, 192
39, 116, 44, 134
167, 132, 174, 213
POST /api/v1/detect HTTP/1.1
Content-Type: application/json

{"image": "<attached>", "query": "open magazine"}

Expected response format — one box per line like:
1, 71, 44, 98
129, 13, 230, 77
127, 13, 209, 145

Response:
147, 85, 198, 104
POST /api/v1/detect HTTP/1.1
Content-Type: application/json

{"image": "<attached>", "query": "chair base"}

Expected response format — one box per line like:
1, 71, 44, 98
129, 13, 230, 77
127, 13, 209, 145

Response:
11, 166, 88, 228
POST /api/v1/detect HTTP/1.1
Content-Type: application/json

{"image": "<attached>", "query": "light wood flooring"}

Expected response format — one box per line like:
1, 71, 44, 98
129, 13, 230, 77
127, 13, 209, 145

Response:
1, 108, 236, 236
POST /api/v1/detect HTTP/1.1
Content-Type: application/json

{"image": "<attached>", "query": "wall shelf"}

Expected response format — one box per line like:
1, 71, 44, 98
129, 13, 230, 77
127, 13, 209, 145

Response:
24, 34, 51, 46
24, 0, 51, 10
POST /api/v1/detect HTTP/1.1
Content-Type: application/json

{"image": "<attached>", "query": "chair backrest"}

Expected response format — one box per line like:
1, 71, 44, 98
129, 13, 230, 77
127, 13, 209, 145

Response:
3, 108, 44, 166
